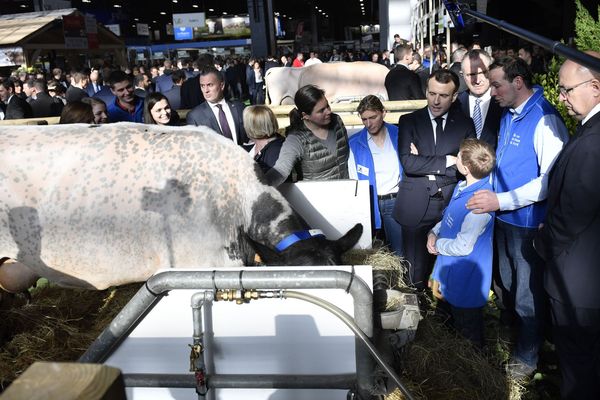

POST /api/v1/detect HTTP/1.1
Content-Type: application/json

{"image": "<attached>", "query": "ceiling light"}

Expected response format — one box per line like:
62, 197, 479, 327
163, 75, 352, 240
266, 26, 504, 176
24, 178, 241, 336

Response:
160, 11, 166, 15
113, 4, 121, 7
208, 8, 214, 11
172, 0, 178, 3
193, 4, 198, 7
222, 12, 227, 15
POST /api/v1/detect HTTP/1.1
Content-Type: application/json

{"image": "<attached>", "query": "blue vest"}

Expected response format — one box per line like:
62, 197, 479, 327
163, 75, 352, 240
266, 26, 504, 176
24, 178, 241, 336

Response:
494, 86, 560, 228
348, 123, 401, 229
432, 179, 494, 308
107, 96, 144, 123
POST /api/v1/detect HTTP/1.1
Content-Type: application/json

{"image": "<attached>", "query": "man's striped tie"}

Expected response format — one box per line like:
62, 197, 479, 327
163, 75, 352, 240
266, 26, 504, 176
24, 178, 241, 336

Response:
473, 97, 483, 139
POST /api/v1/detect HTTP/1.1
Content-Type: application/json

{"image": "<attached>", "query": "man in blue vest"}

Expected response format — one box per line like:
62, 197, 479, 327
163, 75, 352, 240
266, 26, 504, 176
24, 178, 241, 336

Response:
348, 95, 403, 257
467, 57, 568, 378
106, 70, 143, 123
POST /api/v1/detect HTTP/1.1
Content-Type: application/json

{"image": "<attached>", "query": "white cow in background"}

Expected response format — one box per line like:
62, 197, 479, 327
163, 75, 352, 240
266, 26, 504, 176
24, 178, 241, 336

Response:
265, 61, 389, 105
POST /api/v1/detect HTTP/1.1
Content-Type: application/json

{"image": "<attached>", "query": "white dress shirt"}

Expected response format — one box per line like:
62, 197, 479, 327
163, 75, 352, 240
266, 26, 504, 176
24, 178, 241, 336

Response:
468, 89, 492, 122
208, 99, 238, 145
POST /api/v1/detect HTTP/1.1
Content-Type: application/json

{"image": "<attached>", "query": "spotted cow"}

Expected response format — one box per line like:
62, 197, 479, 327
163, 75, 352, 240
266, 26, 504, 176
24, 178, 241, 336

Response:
0, 123, 362, 292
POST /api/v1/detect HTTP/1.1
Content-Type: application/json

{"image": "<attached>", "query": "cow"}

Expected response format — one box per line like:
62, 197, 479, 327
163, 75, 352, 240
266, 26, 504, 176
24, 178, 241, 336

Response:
0, 123, 362, 293
265, 61, 389, 105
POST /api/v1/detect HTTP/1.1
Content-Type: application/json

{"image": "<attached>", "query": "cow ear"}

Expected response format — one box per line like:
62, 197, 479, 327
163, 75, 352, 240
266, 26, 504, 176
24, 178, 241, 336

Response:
246, 237, 282, 265
334, 223, 363, 253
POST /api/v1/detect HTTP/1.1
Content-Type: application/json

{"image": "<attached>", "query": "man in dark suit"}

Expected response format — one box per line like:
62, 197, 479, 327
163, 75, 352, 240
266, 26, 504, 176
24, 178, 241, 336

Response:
385, 44, 424, 101
181, 54, 215, 109
29, 79, 63, 118
163, 70, 185, 111
535, 52, 600, 400
0, 79, 33, 120
457, 49, 503, 150
154, 60, 174, 93
65, 70, 89, 104
186, 67, 249, 147
85, 68, 105, 97
393, 69, 476, 291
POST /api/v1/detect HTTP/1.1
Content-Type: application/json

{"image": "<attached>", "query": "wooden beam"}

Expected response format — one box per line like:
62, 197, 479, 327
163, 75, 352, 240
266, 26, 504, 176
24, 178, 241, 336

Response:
0, 362, 126, 400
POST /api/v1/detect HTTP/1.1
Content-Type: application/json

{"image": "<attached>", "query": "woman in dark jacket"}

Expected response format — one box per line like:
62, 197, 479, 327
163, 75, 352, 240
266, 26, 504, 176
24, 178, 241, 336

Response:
265, 85, 350, 186
243, 105, 284, 174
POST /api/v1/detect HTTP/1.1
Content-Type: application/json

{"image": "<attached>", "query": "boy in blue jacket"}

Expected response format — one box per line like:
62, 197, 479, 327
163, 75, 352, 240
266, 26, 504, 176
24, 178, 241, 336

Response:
427, 139, 496, 347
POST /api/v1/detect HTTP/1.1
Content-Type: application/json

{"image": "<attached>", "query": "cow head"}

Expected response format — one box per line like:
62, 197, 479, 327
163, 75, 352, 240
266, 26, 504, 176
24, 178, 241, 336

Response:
248, 223, 363, 266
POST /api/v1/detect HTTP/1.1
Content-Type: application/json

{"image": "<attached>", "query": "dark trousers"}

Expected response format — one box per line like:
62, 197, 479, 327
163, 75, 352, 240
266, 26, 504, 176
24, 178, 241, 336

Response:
401, 197, 445, 290
550, 297, 600, 400
436, 299, 485, 347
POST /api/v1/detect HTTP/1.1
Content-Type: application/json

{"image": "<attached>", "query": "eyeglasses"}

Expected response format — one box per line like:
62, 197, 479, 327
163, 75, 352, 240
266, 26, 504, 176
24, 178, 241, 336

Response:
460, 70, 489, 78
558, 79, 593, 97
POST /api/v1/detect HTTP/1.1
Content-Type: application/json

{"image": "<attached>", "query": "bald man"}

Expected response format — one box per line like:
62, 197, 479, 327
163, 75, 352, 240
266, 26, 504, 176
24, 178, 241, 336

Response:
535, 51, 600, 400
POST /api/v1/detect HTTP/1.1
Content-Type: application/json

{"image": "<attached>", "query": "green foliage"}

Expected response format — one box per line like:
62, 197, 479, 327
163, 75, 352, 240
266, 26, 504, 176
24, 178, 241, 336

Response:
533, 58, 578, 135
574, 0, 600, 52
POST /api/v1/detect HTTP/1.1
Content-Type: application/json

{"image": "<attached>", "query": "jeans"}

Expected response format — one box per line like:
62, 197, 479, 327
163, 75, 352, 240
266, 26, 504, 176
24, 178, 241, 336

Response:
378, 197, 404, 257
496, 219, 545, 368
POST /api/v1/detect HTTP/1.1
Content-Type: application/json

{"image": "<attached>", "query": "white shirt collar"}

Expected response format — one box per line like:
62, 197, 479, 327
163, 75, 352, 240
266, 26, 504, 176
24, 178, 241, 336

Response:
469, 88, 491, 102
583, 102, 600, 126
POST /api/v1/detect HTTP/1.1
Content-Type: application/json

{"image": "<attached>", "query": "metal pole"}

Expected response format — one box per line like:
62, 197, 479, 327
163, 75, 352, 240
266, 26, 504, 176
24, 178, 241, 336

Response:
443, 2, 600, 72
79, 269, 377, 395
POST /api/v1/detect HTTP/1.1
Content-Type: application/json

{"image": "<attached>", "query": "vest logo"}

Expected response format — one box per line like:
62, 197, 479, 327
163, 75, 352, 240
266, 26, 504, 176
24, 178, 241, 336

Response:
445, 213, 455, 229
357, 164, 369, 176
510, 133, 521, 147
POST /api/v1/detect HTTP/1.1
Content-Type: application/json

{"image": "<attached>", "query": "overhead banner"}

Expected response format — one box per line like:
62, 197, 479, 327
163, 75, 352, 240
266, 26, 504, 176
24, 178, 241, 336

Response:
0, 47, 25, 67
172, 12, 205, 28
105, 24, 121, 36
137, 23, 150, 36
174, 26, 193, 40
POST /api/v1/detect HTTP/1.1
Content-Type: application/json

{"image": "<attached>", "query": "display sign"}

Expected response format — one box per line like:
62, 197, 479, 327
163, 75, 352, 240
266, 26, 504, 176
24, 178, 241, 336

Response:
174, 26, 193, 40
172, 12, 205, 28
136, 23, 150, 36
63, 15, 87, 49
0, 47, 25, 67
105, 24, 121, 36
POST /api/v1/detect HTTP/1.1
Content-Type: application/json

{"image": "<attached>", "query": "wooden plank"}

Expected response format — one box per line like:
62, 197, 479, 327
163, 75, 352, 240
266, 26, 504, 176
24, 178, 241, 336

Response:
0, 362, 126, 400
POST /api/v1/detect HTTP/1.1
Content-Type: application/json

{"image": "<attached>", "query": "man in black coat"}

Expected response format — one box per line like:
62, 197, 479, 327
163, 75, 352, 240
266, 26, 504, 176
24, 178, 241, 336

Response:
534, 51, 600, 400
0, 79, 33, 120
457, 49, 503, 150
385, 44, 424, 101
29, 79, 63, 118
186, 67, 248, 147
393, 69, 476, 291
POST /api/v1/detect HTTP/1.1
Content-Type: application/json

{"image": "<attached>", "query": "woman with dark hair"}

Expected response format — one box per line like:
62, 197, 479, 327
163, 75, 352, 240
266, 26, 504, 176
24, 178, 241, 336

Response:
143, 92, 181, 125
58, 101, 94, 124
265, 84, 350, 186
81, 97, 108, 124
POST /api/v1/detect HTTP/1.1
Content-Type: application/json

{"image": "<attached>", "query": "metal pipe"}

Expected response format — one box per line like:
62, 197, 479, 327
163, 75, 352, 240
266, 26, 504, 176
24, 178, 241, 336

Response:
123, 373, 356, 389
443, 1, 600, 72
284, 291, 416, 400
190, 291, 212, 399
79, 269, 376, 395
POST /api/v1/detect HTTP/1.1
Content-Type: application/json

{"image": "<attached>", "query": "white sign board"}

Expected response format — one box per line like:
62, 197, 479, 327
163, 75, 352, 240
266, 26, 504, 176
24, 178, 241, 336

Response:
278, 180, 372, 249
105, 24, 121, 36
136, 23, 150, 36
105, 265, 373, 400
173, 12, 206, 28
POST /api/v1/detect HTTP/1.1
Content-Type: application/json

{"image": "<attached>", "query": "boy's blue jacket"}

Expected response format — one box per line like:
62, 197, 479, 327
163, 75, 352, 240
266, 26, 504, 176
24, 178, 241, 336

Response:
432, 178, 494, 308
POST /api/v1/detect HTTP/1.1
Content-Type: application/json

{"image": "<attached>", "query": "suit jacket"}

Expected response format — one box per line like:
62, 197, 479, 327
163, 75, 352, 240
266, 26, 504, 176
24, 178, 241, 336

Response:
457, 91, 503, 150
65, 86, 88, 103
86, 82, 105, 97
449, 62, 467, 94
30, 92, 63, 118
180, 76, 204, 109
155, 72, 174, 93
163, 85, 182, 111
535, 111, 600, 308
186, 100, 248, 145
4, 94, 33, 119
385, 64, 425, 100
393, 106, 476, 227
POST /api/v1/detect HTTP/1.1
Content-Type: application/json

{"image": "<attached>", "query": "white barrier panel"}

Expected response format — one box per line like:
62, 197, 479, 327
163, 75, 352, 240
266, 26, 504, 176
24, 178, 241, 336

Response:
104, 265, 373, 400
279, 179, 372, 250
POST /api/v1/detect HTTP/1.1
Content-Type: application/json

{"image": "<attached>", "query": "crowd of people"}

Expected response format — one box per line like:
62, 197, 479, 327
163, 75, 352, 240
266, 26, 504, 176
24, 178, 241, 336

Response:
0, 40, 598, 399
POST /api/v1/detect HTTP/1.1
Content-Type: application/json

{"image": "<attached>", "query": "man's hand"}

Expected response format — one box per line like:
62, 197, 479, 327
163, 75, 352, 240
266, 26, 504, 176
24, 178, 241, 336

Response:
427, 232, 439, 255
410, 142, 419, 155
466, 189, 500, 214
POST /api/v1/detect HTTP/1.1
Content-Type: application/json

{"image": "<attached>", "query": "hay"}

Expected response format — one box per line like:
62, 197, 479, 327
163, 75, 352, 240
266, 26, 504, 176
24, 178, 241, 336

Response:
0, 282, 140, 389
0, 249, 558, 399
